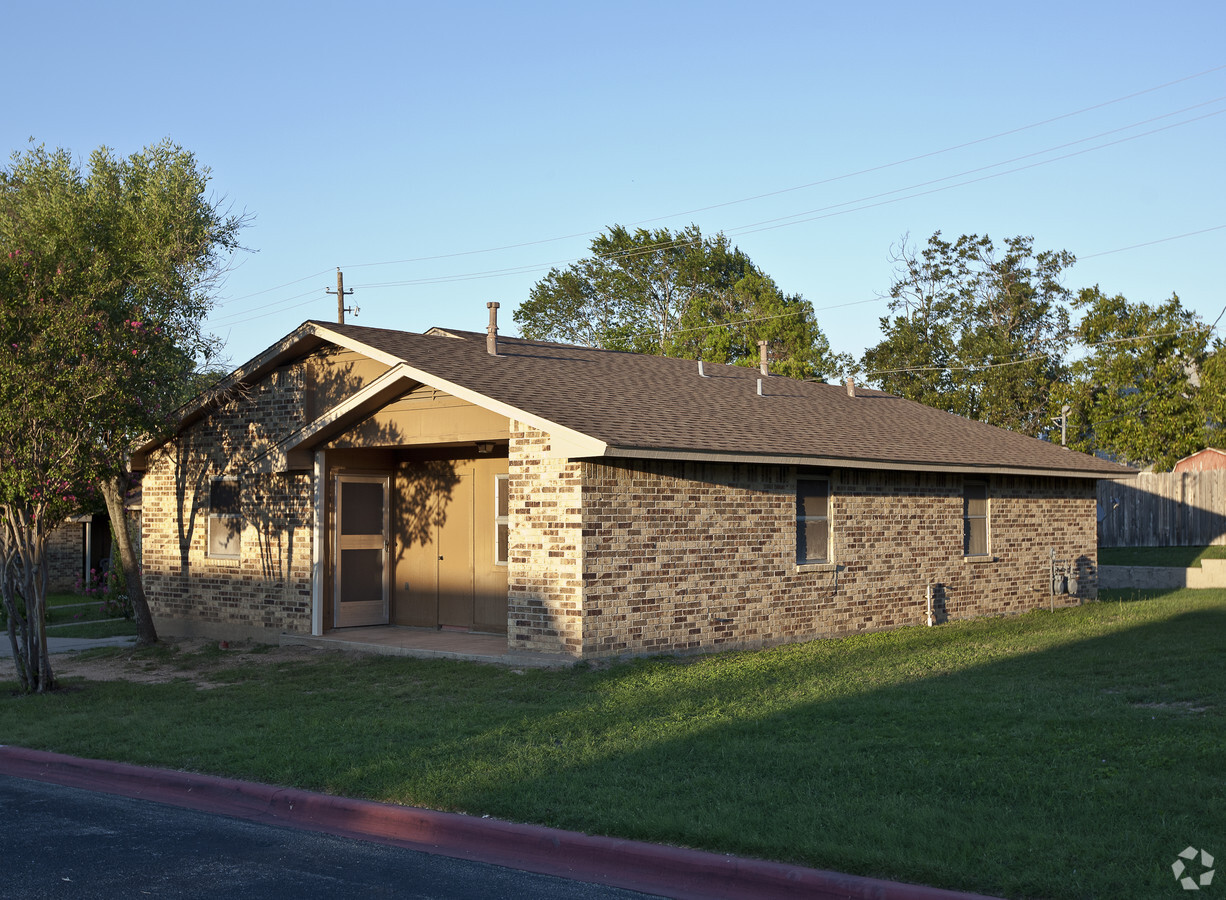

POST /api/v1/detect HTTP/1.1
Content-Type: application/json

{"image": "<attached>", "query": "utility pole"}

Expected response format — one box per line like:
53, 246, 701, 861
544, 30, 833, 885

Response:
1051, 404, 1071, 446
326, 268, 357, 324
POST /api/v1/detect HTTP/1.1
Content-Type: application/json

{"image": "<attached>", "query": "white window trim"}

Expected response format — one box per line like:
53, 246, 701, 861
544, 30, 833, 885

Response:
494, 473, 509, 566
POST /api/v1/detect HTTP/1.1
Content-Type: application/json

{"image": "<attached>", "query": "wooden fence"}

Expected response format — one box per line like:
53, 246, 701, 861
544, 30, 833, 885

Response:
1098, 471, 1226, 547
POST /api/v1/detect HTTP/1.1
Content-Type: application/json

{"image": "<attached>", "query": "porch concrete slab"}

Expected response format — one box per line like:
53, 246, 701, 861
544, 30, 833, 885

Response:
279, 626, 574, 668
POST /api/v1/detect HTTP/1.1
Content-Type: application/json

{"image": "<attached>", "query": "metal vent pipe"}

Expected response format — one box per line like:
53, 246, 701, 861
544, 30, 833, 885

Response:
486, 302, 499, 356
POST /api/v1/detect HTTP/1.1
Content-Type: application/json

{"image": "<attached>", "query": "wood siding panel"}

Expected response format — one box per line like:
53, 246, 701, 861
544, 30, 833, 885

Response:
1098, 471, 1226, 547
329, 385, 509, 450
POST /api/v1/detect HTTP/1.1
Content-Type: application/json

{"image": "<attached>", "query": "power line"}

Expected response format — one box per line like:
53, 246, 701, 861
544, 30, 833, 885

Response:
619, 65, 1226, 229
865, 354, 1051, 377
722, 98, 1226, 235
210, 293, 326, 326
206, 287, 323, 326
341, 104, 1225, 294
212, 269, 332, 310
203, 78, 1226, 330
728, 108, 1226, 239
862, 326, 1212, 378
1080, 224, 1226, 259
334, 62, 1226, 272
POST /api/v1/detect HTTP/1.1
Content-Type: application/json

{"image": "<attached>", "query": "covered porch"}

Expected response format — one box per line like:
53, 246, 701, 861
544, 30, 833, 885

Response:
251, 355, 517, 640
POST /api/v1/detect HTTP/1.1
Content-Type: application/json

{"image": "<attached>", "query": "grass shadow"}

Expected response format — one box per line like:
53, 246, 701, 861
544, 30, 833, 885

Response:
3, 593, 1223, 899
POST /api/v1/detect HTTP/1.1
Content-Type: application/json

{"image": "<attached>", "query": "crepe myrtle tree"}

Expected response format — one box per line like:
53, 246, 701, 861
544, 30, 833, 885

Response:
0, 141, 246, 663
0, 285, 104, 691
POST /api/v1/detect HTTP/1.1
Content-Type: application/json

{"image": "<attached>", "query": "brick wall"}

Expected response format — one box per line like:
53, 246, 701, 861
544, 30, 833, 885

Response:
142, 361, 315, 640
45, 522, 83, 593
578, 461, 1096, 658
138, 356, 1099, 657
506, 423, 584, 655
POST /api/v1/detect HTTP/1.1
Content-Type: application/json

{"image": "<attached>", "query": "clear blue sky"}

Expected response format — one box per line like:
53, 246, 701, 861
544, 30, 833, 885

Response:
6, 1, 1224, 376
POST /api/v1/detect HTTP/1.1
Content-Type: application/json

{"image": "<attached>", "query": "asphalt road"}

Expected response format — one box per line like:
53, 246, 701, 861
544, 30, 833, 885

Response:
0, 774, 661, 899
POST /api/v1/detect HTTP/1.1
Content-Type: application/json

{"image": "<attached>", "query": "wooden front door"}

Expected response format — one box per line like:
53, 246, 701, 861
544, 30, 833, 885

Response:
400, 468, 476, 629
333, 473, 390, 628
436, 470, 474, 628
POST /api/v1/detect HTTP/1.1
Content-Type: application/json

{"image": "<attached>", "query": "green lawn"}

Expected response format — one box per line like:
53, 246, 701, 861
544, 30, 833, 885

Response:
1098, 545, 1226, 568
43, 598, 115, 627
4, 590, 1223, 900
47, 592, 88, 608
44, 618, 137, 639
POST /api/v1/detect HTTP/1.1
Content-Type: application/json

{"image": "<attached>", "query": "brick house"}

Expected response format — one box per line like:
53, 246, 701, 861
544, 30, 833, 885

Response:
133, 315, 1134, 660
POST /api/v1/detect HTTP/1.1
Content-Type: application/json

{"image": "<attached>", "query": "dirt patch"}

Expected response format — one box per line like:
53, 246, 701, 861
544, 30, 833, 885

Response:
16, 639, 331, 690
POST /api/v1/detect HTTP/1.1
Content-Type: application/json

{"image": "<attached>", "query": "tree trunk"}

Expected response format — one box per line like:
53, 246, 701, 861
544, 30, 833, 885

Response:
101, 473, 158, 646
0, 506, 56, 692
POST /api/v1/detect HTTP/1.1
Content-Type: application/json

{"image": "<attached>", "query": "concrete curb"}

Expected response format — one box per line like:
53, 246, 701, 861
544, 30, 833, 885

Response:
0, 746, 1001, 900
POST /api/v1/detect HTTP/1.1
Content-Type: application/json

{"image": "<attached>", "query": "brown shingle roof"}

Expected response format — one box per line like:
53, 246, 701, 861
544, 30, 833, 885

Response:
314, 321, 1134, 480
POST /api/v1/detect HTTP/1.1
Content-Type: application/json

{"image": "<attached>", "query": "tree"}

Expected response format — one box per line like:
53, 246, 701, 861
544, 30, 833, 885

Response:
0, 141, 244, 686
0, 286, 101, 692
860, 232, 1072, 436
1056, 287, 1211, 470
515, 225, 849, 380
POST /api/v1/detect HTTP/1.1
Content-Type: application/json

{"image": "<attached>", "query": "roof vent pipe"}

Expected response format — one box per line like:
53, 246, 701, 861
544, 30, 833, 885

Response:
486, 302, 499, 356
846, 376, 856, 398
758, 340, 769, 376
757, 378, 763, 396
698, 360, 707, 377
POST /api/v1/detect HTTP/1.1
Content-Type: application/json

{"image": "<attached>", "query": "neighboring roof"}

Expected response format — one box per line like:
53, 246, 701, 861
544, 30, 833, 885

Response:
307, 321, 1133, 480
140, 320, 1136, 479
1172, 448, 1226, 470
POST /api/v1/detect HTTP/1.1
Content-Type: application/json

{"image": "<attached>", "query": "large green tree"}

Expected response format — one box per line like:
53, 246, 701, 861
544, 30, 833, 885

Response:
515, 224, 849, 380
1056, 287, 1213, 470
860, 232, 1073, 436
0, 141, 244, 683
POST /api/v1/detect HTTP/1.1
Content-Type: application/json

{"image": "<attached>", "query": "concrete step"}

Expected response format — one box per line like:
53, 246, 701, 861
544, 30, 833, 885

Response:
1099, 563, 1226, 590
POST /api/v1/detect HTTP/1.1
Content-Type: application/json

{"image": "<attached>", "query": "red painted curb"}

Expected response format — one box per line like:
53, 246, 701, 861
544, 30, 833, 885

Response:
0, 746, 1001, 900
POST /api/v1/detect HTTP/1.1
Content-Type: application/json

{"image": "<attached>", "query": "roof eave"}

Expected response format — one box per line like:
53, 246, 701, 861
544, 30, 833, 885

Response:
594, 446, 1137, 480
131, 322, 332, 469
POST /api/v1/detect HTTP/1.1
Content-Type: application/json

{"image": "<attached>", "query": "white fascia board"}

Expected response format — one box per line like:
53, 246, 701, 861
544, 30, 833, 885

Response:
308, 325, 608, 457
344, 363, 605, 458
598, 446, 1136, 480
307, 324, 408, 368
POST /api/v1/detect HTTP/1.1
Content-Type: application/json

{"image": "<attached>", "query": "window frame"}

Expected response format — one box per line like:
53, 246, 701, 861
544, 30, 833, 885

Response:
207, 476, 242, 560
963, 479, 990, 558
494, 473, 509, 566
796, 475, 831, 565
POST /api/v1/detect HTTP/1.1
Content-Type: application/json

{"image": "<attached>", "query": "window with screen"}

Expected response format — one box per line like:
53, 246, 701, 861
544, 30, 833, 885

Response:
963, 481, 989, 557
208, 477, 241, 559
797, 477, 829, 564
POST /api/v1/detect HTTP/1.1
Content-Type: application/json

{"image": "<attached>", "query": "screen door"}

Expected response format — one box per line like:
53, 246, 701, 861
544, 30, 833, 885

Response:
334, 474, 390, 627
